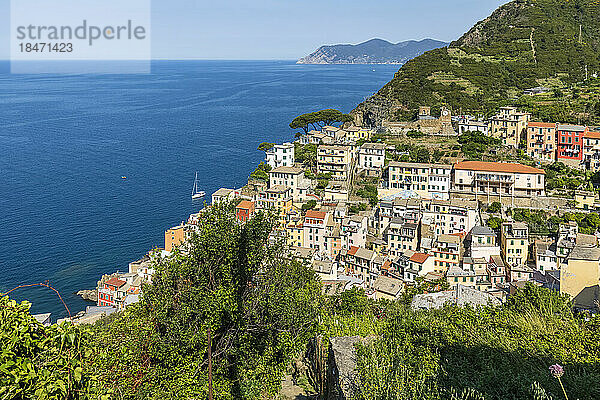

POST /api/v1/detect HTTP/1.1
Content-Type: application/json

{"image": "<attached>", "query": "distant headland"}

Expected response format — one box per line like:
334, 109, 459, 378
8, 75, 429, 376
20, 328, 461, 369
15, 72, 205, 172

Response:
297, 38, 448, 65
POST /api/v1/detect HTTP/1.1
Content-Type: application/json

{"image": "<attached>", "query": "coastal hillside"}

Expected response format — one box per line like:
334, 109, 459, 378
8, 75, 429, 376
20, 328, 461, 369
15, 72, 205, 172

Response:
297, 38, 448, 64
353, 0, 600, 126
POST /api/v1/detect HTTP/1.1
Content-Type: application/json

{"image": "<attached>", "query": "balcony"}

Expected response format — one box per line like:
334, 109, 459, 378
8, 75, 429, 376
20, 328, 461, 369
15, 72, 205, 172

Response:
475, 173, 514, 183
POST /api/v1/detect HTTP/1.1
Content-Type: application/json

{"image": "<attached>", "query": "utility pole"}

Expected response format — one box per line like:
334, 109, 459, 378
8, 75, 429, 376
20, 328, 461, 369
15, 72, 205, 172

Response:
579, 24, 583, 44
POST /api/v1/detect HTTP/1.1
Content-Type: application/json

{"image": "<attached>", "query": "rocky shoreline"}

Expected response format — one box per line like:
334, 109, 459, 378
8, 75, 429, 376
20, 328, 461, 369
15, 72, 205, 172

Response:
76, 289, 97, 303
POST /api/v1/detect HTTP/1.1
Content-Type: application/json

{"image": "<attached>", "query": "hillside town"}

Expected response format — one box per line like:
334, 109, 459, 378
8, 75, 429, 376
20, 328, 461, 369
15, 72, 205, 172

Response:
82, 105, 600, 323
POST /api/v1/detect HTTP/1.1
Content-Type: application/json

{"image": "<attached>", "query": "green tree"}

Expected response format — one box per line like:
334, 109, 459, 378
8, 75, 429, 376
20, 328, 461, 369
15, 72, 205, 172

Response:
302, 199, 317, 211
257, 142, 275, 151
92, 203, 323, 398
250, 162, 271, 182
289, 109, 352, 133
486, 216, 504, 231
487, 202, 502, 214
0, 297, 100, 399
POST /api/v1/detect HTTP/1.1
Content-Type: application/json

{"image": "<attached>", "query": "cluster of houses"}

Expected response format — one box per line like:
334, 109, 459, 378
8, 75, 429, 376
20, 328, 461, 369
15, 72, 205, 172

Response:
151, 122, 600, 311
457, 106, 600, 172
89, 107, 600, 318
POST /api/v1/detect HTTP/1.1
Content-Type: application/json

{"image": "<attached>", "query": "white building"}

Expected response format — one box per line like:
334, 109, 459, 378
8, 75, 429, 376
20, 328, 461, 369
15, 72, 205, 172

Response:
452, 161, 546, 200
341, 214, 368, 249
265, 142, 295, 169
469, 226, 500, 260
358, 142, 386, 171
380, 162, 451, 201
457, 116, 489, 135
422, 198, 479, 236
268, 166, 311, 203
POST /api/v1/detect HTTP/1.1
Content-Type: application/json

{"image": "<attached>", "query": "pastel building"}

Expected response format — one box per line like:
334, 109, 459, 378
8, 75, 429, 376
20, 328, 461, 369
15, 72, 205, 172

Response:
165, 224, 186, 252
317, 145, 353, 182
527, 122, 556, 162
583, 131, 600, 171
501, 222, 529, 267
381, 162, 451, 200
488, 107, 530, 148
452, 161, 545, 200
358, 142, 386, 172
268, 166, 311, 203
265, 142, 295, 169
557, 124, 587, 164
235, 200, 255, 222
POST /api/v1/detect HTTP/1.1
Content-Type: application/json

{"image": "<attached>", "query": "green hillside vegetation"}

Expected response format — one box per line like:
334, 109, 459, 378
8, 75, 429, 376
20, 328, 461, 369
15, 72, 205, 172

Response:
355, 0, 600, 125
3, 206, 600, 399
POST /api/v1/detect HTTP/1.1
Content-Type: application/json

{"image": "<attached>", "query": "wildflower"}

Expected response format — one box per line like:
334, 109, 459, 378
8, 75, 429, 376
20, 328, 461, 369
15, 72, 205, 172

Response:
549, 364, 568, 400
549, 364, 564, 378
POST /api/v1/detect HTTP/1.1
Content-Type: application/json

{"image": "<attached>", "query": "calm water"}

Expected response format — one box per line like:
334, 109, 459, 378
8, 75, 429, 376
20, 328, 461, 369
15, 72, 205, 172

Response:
0, 60, 398, 319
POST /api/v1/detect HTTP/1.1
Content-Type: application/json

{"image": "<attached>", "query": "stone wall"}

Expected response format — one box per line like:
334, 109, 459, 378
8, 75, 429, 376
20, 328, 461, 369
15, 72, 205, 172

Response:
449, 191, 570, 210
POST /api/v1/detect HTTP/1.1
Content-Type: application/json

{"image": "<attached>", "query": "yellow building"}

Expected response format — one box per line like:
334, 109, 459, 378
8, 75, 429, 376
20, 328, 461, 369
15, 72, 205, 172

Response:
501, 221, 529, 272
489, 107, 530, 148
256, 185, 293, 223
286, 217, 304, 248
561, 246, 600, 309
317, 145, 353, 181
574, 191, 596, 210
165, 224, 186, 252
345, 126, 374, 142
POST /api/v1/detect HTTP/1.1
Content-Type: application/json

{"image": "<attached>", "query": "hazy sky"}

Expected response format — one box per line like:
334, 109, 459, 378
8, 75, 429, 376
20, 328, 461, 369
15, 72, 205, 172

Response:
0, 0, 507, 59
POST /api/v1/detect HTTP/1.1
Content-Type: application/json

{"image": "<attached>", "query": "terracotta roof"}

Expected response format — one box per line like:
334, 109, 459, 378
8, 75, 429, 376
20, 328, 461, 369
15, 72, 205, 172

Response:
454, 161, 545, 175
348, 246, 359, 256
528, 122, 556, 128
236, 200, 254, 210
305, 210, 326, 220
410, 252, 430, 264
584, 131, 600, 139
106, 277, 126, 288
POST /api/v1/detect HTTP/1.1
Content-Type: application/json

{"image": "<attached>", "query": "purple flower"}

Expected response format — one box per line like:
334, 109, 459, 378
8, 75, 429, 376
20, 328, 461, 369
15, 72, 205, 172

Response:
550, 364, 564, 378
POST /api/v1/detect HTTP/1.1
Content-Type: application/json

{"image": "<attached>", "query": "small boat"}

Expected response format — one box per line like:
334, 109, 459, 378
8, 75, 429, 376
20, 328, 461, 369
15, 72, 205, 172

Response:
121, 176, 127, 180
191, 172, 205, 200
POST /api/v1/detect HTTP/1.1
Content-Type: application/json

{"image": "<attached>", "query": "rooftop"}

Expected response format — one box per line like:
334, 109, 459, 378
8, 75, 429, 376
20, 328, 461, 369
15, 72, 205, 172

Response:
373, 275, 403, 296
471, 226, 497, 237
305, 210, 327, 220
270, 166, 304, 174
528, 122, 556, 129
454, 161, 545, 175
568, 245, 600, 261
410, 252, 430, 264
557, 124, 587, 132
236, 200, 254, 210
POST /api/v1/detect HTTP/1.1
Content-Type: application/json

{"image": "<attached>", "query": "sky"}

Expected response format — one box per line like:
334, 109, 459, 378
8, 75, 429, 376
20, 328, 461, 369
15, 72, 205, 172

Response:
0, 0, 508, 60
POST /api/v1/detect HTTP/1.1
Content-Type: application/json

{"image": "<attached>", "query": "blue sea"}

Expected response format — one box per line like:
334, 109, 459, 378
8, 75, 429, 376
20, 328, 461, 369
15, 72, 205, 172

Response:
0, 60, 399, 320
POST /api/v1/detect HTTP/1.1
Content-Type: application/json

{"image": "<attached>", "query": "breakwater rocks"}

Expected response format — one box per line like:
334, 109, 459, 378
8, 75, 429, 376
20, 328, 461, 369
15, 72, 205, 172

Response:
76, 289, 97, 302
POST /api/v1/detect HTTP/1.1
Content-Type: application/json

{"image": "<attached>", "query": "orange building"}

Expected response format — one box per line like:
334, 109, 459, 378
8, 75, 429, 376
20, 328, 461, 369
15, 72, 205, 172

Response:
236, 200, 255, 222
165, 224, 186, 252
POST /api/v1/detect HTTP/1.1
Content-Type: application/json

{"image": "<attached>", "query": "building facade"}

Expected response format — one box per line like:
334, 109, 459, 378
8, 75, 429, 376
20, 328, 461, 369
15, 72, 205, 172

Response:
265, 142, 295, 169
489, 107, 530, 148
527, 122, 556, 162
452, 161, 546, 199
557, 124, 587, 164
317, 145, 353, 182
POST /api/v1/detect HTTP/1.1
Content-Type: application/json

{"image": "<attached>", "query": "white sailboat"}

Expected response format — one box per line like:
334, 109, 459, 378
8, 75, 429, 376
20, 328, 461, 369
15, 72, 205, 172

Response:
191, 172, 205, 200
